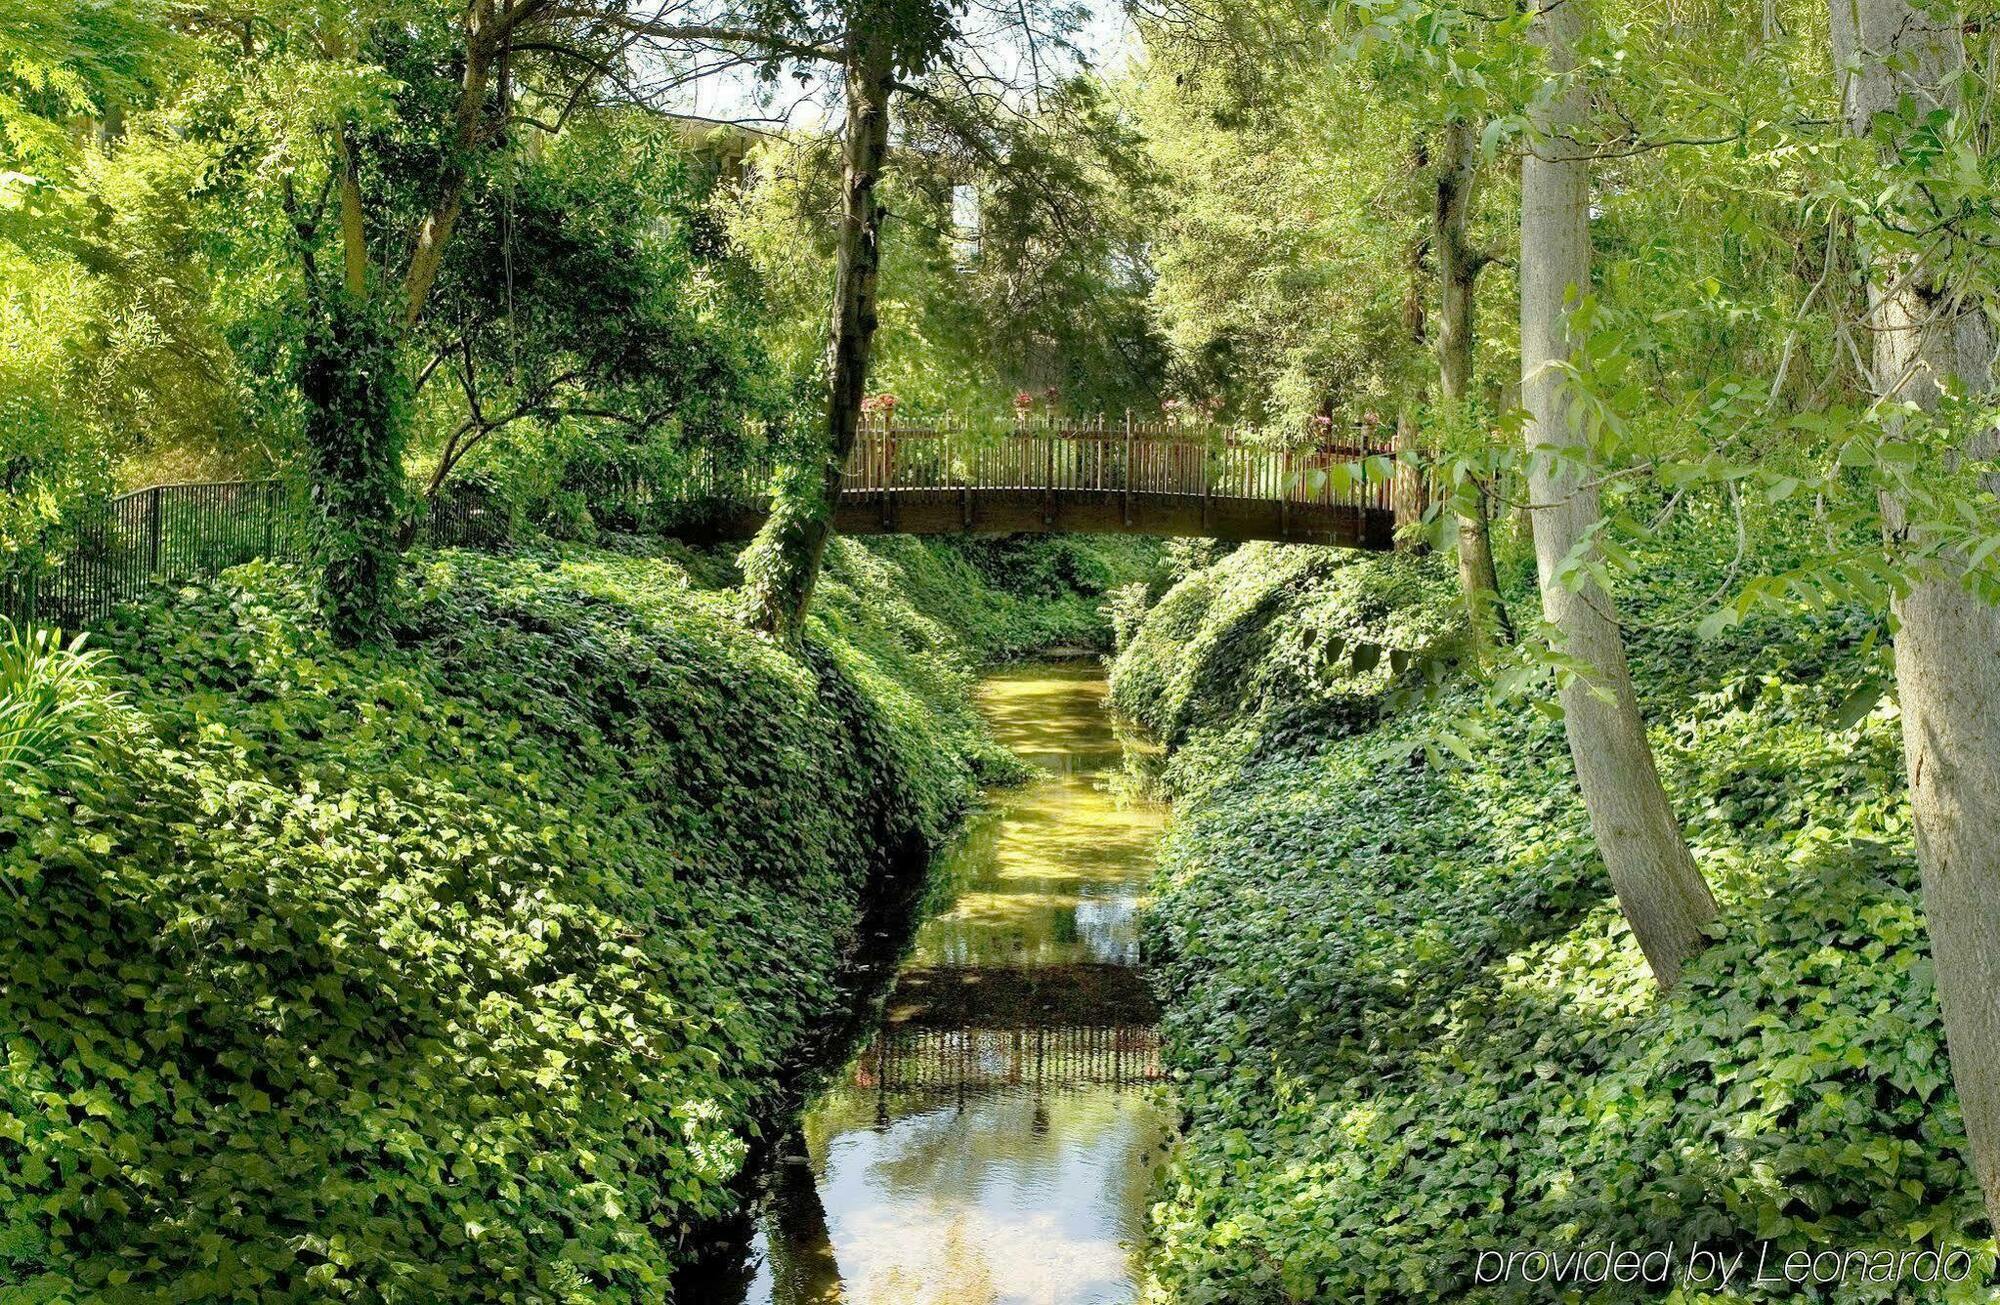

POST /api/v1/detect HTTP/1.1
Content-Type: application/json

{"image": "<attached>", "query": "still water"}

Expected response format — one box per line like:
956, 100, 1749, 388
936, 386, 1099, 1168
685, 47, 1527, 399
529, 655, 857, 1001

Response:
742, 663, 1172, 1305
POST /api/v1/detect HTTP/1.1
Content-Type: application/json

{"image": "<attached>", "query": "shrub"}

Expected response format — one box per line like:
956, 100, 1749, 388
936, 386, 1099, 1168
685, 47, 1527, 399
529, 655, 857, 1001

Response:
1109, 543, 1459, 753
0, 618, 118, 787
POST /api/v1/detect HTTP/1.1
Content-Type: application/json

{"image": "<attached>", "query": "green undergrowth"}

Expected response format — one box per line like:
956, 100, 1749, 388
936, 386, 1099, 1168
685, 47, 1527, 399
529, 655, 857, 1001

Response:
0, 534, 1080, 1301
857, 534, 1165, 659
1112, 535, 1994, 1302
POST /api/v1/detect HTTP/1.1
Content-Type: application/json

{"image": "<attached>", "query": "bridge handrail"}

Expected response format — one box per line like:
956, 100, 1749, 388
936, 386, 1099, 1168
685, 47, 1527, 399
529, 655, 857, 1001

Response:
837, 416, 1395, 512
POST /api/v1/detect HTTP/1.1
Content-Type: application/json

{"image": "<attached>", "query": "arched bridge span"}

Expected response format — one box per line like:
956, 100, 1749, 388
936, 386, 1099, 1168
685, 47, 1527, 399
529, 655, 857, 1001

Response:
714, 419, 1400, 549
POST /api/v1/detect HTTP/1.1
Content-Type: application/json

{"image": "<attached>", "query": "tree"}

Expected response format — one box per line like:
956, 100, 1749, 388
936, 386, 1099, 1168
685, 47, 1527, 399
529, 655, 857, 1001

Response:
406, 112, 782, 527
733, 0, 1099, 641
1829, 0, 2000, 1225
1126, 20, 1421, 429
279, 0, 540, 643
1520, 0, 1716, 990
242, 0, 887, 642
1434, 117, 1513, 650
740, 18, 898, 639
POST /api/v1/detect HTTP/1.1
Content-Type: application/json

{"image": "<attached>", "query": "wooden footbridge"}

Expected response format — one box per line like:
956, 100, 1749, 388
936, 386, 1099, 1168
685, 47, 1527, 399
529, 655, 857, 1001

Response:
716, 416, 1401, 549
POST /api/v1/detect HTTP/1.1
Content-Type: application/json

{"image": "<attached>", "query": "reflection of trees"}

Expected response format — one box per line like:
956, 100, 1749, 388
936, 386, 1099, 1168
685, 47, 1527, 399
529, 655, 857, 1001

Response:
762, 1131, 845, 1304
911, 760, 1163, 969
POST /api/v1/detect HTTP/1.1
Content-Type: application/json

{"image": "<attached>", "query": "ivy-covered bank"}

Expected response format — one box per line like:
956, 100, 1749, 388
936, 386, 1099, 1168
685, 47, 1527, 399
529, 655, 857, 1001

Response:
1112, 540, 1994, 1303
0, 533, 1146, 1302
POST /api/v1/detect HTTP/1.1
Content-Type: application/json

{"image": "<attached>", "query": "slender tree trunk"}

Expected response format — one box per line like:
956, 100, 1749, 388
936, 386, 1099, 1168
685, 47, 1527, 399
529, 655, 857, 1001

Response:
762, 1129, 845, 1302
402, 0, 502, 326
1394, 141, 1432, 549
1522, 0, 1717, 990
1831, 0, 2000, 1226
1436, 118, 1513, 649
744, 31, 896, 641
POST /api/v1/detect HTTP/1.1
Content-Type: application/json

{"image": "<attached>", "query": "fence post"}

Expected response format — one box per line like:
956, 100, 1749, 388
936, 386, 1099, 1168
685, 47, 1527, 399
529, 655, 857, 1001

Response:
958, 415, 973, 529
147, 486, 164, 578
1200, 432, 1212, 530
879, 421, 892, 528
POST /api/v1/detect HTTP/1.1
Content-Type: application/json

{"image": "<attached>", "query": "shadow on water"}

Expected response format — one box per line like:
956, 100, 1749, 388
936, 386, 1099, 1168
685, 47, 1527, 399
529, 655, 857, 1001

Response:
699, 662, 1175, 1305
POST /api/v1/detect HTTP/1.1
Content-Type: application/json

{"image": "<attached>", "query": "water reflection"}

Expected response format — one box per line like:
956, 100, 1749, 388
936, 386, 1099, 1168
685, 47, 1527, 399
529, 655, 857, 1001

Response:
742, 663, 1172, 1305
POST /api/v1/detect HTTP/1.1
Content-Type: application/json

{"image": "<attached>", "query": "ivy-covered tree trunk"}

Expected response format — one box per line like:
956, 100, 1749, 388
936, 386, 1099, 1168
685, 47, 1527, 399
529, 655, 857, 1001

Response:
299, 290, 408, 646
1435, 118, 1512, 650
1832, 0, 2000, 1226
303, 1, 501, 646
1522, 0, 1716, 990
743, 31, 896, 642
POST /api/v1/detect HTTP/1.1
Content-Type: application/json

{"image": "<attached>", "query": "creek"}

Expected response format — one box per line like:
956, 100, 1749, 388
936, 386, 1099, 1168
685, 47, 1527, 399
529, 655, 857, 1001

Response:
734, 662, 1172, 1304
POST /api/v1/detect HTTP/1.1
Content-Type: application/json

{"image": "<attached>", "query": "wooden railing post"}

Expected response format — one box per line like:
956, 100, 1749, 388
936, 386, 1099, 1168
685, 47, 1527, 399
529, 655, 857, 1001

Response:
1042, 423, 1054, 526
1122, 410, 1133, 526
1200, 434, 1211, 530
879, 421, 892, 527
1281, 446, 1292, 540
959, 415, 973, 528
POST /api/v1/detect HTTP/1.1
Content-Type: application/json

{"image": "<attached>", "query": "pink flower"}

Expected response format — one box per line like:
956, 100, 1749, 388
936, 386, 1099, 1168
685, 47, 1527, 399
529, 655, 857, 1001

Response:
1014, 391, 1035, 410
861, 393, 899, 413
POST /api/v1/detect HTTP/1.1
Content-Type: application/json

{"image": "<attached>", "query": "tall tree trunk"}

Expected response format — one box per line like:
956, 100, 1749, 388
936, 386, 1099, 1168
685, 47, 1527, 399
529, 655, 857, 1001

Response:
1522, 0, 1717, 989
1831, 0, 2000, 1226
1394, 140, 1432, 549
744, 31, 896, 641
1436, 118, 1513, 649
300, 292, 408, 645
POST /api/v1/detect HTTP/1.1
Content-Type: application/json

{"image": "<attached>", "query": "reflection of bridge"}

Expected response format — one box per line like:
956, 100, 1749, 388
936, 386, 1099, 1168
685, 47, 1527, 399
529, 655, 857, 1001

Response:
720, 418, 1399, 547
852, 964, 1164, 1098
861, 1024, 1163, 1097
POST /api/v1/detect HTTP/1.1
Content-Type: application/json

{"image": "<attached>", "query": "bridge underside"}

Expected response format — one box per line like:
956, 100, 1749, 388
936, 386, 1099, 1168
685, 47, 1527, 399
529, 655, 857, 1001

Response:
714, 488, 1396, 548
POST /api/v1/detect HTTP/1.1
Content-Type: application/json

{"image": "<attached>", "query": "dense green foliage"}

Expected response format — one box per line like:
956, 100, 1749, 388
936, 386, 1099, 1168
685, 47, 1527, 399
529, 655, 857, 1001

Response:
0, 531, 1115, 1299
870, 534, 1165, 658
1114, 534, 1994, 1302
1111, 543, 1461, 752
726, 85, 1166, 417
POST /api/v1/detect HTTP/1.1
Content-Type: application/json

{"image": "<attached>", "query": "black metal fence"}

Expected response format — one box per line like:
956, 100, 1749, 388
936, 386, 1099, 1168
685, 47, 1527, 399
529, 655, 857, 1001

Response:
2, 478, 514, 632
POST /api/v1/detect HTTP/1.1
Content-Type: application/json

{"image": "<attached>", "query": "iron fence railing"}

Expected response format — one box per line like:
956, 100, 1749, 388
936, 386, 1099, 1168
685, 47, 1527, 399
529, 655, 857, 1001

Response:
2, 478, 512, 632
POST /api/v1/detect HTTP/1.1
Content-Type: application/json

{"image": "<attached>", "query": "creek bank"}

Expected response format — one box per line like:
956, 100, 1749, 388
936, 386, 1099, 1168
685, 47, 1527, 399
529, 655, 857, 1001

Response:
1111, 537, 1990, 1302
0, 533, 1156, 1301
